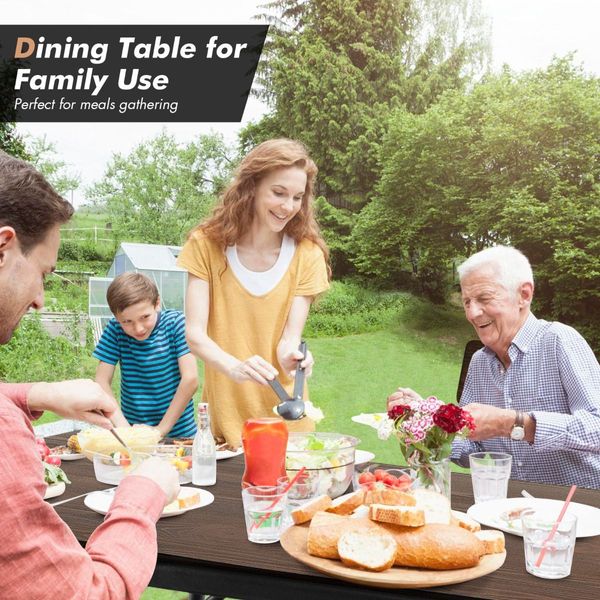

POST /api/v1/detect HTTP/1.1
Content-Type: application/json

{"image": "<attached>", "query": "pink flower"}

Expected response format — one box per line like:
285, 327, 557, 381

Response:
433, 403, 472, 433
388, 404, 410, 420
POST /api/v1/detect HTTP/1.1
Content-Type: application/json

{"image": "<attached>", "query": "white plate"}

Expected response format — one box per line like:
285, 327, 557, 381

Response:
52, 452, 85, 461
351, 413, 387, 428
84, 486, 214, 518
467, 497, 600, 538
354, 450, 375, 465
44, 481, 66, 500
216, 447, 243, 460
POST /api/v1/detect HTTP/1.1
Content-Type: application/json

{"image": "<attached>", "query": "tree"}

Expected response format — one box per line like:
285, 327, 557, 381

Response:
0, 122, 27, 158
352, 57, 600, 347
26, 135, 80, 196
87, 132, 236, 246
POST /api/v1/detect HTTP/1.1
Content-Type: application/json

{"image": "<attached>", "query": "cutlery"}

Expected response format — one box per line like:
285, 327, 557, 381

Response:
521, 489, 535, 499
268, 341, 307, 421
50, 488, 115, 507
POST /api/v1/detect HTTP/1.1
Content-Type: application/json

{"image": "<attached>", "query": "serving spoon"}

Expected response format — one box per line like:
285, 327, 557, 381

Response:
268, 341, 307, 421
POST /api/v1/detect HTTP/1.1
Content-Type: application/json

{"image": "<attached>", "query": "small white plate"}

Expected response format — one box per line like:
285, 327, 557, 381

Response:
216, 447, 243, 460
354, 450, 375, 465
85, 486, 214, 518
351, 413, 387, 428
467, 497, 600, 538
44, 481, 66, 500
53, 452, 85, 461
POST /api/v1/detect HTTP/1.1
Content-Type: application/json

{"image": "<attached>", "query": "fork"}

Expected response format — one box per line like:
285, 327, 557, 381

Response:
50, 488, 115, 507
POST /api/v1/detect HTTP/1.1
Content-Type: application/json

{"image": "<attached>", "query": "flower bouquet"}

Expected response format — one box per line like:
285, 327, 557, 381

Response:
378, 396, 475, 498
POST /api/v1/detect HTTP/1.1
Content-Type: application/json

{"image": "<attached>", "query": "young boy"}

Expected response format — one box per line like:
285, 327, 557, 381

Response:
94, 272, 198, 438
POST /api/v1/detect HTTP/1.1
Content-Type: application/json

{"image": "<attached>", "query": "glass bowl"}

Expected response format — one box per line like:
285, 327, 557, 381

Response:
92, 451, 150, 485
353, 465, 413, 493
285, 432, 360, 499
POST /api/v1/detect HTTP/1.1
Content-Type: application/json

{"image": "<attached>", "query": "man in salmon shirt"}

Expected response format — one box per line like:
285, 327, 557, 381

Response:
0, 150, 180, 599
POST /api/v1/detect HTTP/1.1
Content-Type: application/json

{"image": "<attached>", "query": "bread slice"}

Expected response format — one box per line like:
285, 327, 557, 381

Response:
411, 489, 451, 524
290, 494, 332, 525
369, 504, 425, 527
307, 514, 379, 559
451, 510, 481, 532
326, 490, 364, 516
475, 529, 505, 554
363, 488, 416, 507
338, 527, 397, 572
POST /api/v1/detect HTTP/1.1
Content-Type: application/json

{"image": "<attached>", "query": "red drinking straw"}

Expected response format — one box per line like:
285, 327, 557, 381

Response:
534, 484, 577, 568
250, 466, 306, 532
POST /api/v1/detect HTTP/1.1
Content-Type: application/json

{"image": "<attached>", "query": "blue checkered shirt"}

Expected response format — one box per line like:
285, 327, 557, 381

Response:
452, 313, 600, 489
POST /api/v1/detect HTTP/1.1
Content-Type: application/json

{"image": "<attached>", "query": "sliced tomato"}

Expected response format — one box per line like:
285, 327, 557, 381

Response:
373, 469, 387, 482
120, 456, 131, 467
358, 471, 375, 485
383, 474, 398, 487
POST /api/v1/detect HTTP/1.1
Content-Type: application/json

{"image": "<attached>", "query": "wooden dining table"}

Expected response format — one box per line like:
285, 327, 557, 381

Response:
47, 433, 600, 600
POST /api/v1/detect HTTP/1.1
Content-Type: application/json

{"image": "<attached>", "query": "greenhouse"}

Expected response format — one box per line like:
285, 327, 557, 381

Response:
88, 242, 187, 338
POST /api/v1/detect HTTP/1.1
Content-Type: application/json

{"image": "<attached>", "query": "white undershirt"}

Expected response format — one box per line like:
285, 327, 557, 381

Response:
225, 234, 296, 295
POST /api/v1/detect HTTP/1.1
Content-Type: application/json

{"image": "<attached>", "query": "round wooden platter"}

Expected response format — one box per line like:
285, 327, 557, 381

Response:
280, 525, 506, 589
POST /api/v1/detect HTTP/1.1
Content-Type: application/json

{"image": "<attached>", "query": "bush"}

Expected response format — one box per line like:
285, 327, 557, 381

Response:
58, 240, 115, 262
305, 280, 411, 337
0, 313, 96, 383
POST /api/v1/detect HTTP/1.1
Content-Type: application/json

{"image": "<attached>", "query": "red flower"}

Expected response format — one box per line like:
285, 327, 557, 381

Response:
388, 404, 410, 420
433, 403, 471, 434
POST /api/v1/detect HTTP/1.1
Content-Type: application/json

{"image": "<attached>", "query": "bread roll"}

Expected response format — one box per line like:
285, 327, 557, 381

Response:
338, 527, 397, 572
369, 504, 425, 527
291, 495, 332, 525
389, 523, 484, 569
475, 530, 505, 554
326, 490, 364, 516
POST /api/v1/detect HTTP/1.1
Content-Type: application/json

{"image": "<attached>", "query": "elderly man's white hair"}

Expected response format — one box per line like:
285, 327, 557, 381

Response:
457, 246, 534, 294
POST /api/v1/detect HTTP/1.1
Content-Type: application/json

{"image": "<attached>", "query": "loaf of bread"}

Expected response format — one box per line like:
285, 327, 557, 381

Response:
451, 510, 481, 532
363, 488, 416, 507
338, 527, 397, 572
411, 489, 451, 524
474, 530, 505, 554
389, 523, 484, 569
326, 490, 364, 516
307, 514, 484, 570
291, 495, 332, 525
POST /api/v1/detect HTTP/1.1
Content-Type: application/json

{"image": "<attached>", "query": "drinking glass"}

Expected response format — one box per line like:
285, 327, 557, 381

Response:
522, 509, 577, 579
242, 485, 287, 544
469, 452, 512, 503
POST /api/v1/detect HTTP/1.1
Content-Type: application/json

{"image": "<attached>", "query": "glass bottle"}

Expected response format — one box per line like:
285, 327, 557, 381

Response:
192, 403, 216, 486
241, 417, 288, 488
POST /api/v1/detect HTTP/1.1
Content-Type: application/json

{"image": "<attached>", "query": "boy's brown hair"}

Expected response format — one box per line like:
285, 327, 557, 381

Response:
107, 272, 159, 315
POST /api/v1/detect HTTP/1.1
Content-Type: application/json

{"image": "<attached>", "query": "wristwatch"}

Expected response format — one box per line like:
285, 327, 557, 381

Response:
510, 411, 526, 441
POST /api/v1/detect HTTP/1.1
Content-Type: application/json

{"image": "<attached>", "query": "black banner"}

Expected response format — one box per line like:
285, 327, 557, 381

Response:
0, 25, 268, 122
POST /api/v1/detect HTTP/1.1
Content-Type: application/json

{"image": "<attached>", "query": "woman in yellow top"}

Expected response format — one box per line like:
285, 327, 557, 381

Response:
177, 139, 331, 447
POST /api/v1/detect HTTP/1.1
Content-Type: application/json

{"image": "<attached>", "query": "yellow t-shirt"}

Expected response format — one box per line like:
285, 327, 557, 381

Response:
177, 232, 330, 447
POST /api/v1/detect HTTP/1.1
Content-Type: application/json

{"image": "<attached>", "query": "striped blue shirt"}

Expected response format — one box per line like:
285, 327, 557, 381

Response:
93, 310, 197, 438
452, 313, 600, 489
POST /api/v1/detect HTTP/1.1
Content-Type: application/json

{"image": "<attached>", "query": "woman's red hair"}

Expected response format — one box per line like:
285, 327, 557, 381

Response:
196, 138, 331, 279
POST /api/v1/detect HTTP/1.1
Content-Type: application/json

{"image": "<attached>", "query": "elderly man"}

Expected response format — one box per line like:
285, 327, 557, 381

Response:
0, 151, 179, 599
389, 245, 600, 489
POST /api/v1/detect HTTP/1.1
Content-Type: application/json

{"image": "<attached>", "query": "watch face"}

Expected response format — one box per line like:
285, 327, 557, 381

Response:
511, 426, 525, 441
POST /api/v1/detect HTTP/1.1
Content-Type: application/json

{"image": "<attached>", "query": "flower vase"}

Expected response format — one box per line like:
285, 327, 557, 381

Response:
407, 456, 451, 500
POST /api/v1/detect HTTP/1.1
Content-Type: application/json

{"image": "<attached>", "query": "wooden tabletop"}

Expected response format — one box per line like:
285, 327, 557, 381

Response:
47, 434, 600, 600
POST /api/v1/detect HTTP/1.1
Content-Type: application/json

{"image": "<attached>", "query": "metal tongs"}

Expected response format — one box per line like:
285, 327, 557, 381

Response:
268, 340, 307, 420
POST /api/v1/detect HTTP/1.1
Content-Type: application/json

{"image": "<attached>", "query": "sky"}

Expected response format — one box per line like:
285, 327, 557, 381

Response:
3, 0, 600, 206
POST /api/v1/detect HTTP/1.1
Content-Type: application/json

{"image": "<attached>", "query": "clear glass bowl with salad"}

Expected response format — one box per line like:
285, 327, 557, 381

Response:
285, 432, 360, 499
